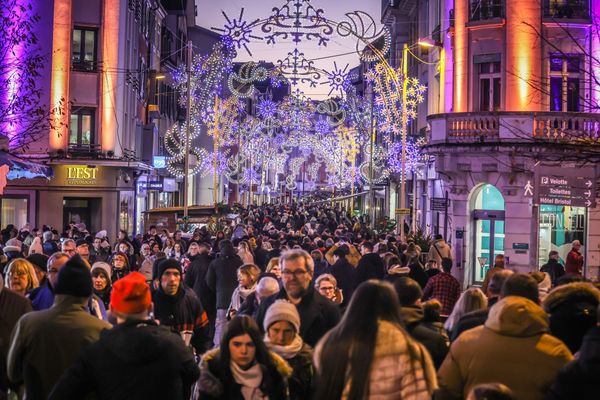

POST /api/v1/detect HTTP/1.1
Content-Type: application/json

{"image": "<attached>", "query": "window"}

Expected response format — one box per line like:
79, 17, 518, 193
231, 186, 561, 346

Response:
69, 108, 95, 145
470, 0, 503, 21
72, 28, 98, 71
544, 0, 589, 19
549, 54, 581, 112
1, 197, 28, 229
478, 61, 502, 111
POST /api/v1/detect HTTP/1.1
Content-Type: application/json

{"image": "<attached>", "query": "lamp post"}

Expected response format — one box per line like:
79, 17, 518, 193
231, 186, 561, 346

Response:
399, 38, 443, 241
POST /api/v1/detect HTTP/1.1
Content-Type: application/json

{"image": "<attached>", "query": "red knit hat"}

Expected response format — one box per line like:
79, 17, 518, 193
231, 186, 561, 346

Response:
110, 272, 151, 314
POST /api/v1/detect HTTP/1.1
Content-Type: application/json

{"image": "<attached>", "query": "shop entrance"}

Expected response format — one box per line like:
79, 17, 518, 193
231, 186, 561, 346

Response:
63, 197, 101, 232
470, 184, 505, 284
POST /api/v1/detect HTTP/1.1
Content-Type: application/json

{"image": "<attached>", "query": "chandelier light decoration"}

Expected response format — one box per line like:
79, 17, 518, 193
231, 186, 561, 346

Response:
164, 0, 428, 196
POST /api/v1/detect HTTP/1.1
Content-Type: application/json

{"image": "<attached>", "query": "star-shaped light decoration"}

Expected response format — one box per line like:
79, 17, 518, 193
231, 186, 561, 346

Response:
212, 8, 262, 57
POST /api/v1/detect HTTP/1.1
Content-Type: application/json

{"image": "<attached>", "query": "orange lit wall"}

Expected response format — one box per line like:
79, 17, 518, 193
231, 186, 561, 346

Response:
505, 0, 541, 111
453, 0, 468, 112
49, 0, 72, 151
101, 0, 120, 153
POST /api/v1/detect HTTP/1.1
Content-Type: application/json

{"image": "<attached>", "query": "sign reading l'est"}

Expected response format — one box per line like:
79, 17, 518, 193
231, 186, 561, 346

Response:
67, 166, 98, 185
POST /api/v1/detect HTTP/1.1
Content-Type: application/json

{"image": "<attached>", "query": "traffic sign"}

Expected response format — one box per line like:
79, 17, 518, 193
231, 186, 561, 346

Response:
534, 166, 597, 208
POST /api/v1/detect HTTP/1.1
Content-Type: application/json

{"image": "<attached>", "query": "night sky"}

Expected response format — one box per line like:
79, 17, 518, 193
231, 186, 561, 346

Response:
195, 0, 382, 99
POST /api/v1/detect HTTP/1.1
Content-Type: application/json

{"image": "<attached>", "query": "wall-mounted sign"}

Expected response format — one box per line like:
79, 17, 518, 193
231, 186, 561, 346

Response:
512, 243, 529, 250
153, 156, 166, 169
66, 166, 98, 185
163, 178, 176, 192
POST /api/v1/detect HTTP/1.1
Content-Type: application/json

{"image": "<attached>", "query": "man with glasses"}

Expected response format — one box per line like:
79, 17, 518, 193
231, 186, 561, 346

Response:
256, 249, 341, 346
28, 252, 70, 310
61, 239, 78, 258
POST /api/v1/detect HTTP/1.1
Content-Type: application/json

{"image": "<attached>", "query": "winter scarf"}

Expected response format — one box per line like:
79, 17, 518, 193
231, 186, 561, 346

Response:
230, 284, 256, 312
264, 334, 304, 360
230, 361, 268, 400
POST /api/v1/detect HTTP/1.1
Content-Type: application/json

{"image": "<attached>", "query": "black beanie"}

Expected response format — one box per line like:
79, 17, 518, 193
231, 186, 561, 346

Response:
55, 254, 93, 297
27, 253, 49, 272
157, 258, 182, 279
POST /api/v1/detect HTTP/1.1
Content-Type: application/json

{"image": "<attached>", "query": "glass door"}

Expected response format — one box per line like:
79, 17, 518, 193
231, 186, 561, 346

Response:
473, 209, 505, 283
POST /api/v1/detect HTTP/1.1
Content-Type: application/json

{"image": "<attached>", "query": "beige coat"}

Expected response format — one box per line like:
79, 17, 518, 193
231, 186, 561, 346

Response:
438, 296, 573, 400
315, 320, 438, 399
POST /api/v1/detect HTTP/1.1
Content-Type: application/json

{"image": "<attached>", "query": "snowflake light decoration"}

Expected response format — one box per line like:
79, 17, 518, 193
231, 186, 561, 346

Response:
212, 8, 261, 56
257, 98, 277, 120
323, 62, 353, 96
314, 119, 330, 135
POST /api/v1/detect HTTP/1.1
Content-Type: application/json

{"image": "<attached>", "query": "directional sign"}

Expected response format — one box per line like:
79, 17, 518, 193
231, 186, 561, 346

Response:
534, 166, 597, 208
395, 208, 411, 215
431, 197, 448, 211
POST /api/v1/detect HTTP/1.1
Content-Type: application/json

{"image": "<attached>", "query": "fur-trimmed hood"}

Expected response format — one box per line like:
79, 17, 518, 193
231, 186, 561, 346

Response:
543, 282, 600, 313
196, 347, 292, 398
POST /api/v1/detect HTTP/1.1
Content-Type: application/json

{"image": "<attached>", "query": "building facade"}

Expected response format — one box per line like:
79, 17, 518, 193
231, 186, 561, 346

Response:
422, 0, 600, 284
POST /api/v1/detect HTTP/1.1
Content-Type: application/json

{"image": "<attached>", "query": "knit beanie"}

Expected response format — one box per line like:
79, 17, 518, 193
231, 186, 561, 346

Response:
27, 253, 49, 272
55, 254, 93, 297
263, 300, 300, 333
157, 258, 182, 279
256, 276, 280, 298
91, 262, 112, 281
110, 272, 151, 314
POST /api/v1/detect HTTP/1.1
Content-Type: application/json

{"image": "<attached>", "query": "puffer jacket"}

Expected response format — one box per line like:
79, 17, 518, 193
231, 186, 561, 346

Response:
315, 320, 438, 400
438, 296, 573, 400
542, 282, 600, 354
194, 348, 292, 400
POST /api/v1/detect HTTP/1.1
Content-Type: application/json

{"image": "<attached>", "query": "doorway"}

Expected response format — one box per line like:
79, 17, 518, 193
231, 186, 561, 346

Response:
63, 197, 101, 232
471, 184, 505, 284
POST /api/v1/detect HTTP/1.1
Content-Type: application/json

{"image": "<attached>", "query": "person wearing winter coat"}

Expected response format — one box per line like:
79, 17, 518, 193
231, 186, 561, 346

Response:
194, 316, 291, 400
481, 254, 505, 294
91, 262, 112, 310
314, 280, 438, 399
545, 306, 600, 400
540, 251, 565, 287
152, 259, 212, 355
228, 263, 261, 318
328, 246, 357, 307
263, 300, 314, 400
393, 277, 449, 369
206, 239, 244, 347
110, 251, 130, 283
426, 234, 453, 265
355, 241, 385, 285
0, 274, 32, 399
564, 240, 584, 275
437, 296, 573, 400
542, 282, 600, 354
7, 255, 111, 400
184, 242, 216, 337
49, 272, 199, 400
255, 249, 341, 347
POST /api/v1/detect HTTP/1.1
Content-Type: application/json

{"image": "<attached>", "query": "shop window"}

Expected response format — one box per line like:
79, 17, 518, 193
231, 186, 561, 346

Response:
1, 197, 28, 230
470, 0, 503, 21
69, 108, 96, 146
477, 61, 502, 112
549, 54, 581, 112
72, 28, 98, 71
538, 205, 586, 267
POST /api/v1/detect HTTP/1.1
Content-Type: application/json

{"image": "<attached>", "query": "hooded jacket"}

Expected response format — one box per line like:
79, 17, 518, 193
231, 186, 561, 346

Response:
194, 348, 292, 400
542, 282, 600, 354
399, 305, 449, 368
49, 319, 199, 400
438, 296, 573, 400
545, 326, 600, 400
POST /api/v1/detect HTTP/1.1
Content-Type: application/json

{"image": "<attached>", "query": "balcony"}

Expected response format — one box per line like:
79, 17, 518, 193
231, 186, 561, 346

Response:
427, 111, 600, 144
543, 0, 589, 20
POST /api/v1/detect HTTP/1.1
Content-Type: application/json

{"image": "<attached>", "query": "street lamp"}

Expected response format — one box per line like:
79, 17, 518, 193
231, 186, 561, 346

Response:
399, 39, 443, 241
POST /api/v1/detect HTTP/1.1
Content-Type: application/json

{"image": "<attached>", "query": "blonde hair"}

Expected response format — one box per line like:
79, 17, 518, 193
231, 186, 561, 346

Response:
266, 257, 280, 273
444, 288, 487, 333
237, 263, 261, 285
5, 258, 39, 292
315, 273, 337, 289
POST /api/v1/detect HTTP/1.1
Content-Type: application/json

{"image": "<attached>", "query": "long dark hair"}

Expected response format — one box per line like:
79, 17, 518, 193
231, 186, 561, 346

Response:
218, 316, 274, 376
314, 280, 420, 400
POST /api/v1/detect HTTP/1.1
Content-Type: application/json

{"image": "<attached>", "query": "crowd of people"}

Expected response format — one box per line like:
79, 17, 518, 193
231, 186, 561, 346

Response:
0, 202, 597, 400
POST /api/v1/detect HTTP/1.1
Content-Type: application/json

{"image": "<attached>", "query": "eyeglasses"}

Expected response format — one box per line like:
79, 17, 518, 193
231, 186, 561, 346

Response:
319, 285, 335, 292
281, 269, 308, 278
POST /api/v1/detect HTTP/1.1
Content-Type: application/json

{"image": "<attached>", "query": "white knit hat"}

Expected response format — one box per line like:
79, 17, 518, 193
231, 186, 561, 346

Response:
263, 300, 300, 333
91, 262, 112, 280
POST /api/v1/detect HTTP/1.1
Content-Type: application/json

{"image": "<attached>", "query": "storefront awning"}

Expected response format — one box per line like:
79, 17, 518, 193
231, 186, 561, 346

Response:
0, 151, 53, 180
